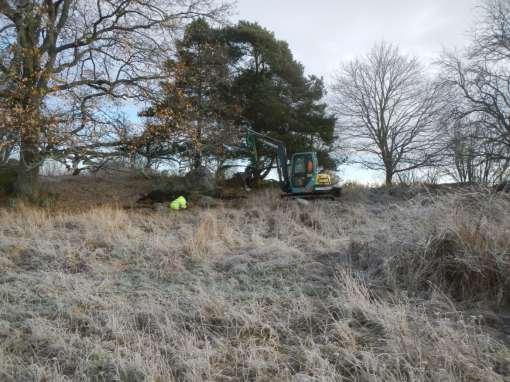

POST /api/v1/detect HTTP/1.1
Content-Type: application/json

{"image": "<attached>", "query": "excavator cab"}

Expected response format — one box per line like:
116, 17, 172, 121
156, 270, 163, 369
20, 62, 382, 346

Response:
243, 128, 341, 198
289, 152, 338, 195
290, 152, 318, 192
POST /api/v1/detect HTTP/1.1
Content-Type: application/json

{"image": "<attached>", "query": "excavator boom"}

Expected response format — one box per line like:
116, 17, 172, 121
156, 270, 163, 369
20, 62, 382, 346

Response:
245, 128, 291, 192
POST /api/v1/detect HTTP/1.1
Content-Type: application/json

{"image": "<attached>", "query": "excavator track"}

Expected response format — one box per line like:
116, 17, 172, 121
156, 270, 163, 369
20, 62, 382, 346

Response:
281, 187, 342, 200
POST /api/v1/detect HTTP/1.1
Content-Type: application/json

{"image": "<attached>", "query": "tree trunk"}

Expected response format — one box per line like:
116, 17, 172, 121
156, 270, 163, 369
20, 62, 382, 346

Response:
15, 132, 41, 198
12, 6, 44, 198
14, 96, 42, 198
385, 169, 393, 186
192, 121, 203, 170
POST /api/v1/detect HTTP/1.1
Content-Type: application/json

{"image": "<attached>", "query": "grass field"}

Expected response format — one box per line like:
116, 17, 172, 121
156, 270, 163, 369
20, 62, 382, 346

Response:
0, 178, 509, 381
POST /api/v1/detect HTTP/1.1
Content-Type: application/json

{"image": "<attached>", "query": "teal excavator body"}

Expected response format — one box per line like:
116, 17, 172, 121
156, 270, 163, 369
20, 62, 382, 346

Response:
244, 128, 341, 198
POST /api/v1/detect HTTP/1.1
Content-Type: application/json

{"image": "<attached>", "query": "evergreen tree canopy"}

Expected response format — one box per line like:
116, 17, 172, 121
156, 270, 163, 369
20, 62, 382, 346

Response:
226, 21, 337, 173
140, 19, 240, 170
142, 20, 337, 175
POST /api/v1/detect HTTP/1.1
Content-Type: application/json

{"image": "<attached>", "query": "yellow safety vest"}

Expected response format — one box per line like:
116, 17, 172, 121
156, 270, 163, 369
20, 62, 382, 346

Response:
169, 196, 187, 211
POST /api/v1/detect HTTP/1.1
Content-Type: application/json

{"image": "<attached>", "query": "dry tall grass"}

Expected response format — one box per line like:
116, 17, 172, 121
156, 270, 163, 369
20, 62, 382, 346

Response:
0, 186, 509, 381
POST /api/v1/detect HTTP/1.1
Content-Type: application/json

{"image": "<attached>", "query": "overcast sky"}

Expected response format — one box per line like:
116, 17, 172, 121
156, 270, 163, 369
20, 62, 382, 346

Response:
234, 0, 479, 78
233, 0, 480, 183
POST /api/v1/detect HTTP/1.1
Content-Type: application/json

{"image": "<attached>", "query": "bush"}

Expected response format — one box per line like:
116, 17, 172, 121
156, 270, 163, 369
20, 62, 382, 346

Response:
0, 164, 17, 194
384, 194, 510, 306
153, 167, 218, 198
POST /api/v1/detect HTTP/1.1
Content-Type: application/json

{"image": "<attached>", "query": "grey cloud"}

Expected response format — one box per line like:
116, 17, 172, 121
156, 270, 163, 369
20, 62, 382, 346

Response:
233, 0, 479, 78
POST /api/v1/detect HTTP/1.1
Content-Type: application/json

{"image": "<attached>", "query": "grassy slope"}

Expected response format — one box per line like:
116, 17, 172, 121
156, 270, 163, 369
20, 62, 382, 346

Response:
0, 178, 509, 381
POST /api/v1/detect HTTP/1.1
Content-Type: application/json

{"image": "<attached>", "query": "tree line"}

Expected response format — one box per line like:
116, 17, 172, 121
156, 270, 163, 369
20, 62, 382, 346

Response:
135, 18, 336, 181
0, 0, 509, 197
332, 1, 510, 185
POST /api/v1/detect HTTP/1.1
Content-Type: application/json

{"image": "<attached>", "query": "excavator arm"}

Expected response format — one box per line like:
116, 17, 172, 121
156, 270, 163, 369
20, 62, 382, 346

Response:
245, 128, 291, 192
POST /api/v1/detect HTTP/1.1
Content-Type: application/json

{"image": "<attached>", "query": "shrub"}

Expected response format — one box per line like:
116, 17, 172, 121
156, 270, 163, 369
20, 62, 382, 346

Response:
385, 194, 510, 306
0, 165, 17, 194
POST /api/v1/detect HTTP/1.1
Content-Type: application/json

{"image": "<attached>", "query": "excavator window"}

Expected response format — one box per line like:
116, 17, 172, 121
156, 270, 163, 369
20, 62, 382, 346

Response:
292, 154, 314, 188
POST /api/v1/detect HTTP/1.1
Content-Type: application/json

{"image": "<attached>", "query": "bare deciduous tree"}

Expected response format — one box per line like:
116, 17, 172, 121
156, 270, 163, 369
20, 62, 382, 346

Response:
439, 0, 510, 179
441, 114, 510, 183
472, 0, 510, 61
0, 0, 228, 195
331, 42, 443, 185
439, 53, 510, 153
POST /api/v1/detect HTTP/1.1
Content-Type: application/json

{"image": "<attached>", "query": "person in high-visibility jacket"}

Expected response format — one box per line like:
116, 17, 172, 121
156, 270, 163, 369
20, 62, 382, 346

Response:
169, 196, 187, 211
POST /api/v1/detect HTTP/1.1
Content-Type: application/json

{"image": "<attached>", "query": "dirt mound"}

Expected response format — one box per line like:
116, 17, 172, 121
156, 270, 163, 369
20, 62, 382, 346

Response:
41, 173, 153, 210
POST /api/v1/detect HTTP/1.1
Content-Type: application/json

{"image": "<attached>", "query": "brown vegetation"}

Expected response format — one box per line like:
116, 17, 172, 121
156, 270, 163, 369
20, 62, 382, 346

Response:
0, 180, 509, 381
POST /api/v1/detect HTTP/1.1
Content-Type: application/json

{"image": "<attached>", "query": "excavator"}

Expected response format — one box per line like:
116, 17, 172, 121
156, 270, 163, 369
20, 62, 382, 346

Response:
243, 128, 341, 199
